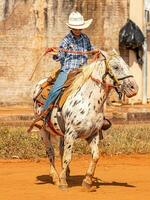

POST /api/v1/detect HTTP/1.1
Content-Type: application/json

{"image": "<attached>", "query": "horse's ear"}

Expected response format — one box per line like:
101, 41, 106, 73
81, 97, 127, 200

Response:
99, 49, 108, 59
112, 49, 118, 55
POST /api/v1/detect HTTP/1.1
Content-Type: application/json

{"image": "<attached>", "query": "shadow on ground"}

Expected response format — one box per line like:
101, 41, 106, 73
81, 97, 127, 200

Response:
36, 174, 136, 188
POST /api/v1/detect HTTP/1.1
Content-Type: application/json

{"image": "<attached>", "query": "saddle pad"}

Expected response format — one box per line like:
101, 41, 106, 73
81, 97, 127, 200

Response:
35, 68, 82, 108
58, 68, 82, 108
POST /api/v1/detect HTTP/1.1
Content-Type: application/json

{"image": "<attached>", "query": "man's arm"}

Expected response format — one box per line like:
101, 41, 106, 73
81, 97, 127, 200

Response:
53, 39, 68, 62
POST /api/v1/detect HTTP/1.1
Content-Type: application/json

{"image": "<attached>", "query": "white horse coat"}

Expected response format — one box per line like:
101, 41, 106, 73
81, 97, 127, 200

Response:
32, 50, 138, 189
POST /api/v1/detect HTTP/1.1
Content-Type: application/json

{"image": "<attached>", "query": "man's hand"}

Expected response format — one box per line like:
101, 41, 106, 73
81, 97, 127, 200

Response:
44, 47, 58, 55
92, 49, 100, 55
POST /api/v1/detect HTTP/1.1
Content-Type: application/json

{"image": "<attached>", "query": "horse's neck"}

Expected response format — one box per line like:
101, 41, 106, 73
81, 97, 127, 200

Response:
63, 61, 108, 114
76, 60, 106, 95
84, 61, 107, 105
79, 77, 106, 105
91, 60, 105, 80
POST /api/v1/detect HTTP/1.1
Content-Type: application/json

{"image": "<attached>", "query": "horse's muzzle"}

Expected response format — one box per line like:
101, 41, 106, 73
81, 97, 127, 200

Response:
122, 77, 139, 98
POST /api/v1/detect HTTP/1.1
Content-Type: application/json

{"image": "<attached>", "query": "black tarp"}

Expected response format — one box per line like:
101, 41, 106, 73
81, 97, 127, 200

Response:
119, 19, 145, 65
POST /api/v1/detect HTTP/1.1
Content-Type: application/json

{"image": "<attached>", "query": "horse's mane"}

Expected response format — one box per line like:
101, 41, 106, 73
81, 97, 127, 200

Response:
67, 61, 101, 95
70, 51, 118, 92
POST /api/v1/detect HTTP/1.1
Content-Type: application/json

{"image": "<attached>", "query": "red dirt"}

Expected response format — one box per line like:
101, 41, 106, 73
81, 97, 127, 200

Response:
0, 155, 150, 200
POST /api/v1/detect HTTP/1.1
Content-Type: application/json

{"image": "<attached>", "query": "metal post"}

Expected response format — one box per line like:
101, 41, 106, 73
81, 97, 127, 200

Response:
142, 0, 147, 104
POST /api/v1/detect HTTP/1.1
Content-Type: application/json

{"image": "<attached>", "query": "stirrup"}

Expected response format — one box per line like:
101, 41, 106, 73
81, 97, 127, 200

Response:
27, 109, 49, 133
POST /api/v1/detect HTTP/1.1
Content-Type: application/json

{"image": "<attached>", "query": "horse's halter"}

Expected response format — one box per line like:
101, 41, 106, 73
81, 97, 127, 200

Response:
92, 52, 134, 99
103, 54, 133, 83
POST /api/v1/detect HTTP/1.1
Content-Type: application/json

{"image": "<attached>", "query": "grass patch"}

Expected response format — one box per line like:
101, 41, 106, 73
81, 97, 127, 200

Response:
0, 124, 150, 159
0, 127, 45, 159
101, 124, 150, 155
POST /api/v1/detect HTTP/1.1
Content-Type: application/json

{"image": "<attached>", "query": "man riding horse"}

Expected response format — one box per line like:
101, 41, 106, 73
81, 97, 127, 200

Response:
29, 11, 111, 132
27, 11, 138, 190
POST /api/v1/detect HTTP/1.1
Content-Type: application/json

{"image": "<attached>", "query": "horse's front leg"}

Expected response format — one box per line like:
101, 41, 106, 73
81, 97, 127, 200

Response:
82, 132, 100, 189
40, 129, 59, 185
59, 131, 76, 189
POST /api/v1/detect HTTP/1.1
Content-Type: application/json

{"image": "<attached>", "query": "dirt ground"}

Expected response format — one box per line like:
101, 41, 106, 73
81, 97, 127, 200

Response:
0, 155, 150, 200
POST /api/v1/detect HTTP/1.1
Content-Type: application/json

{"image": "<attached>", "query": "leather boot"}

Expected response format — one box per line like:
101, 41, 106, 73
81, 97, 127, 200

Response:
27, 106, 52, 133
101, 118, 112, 131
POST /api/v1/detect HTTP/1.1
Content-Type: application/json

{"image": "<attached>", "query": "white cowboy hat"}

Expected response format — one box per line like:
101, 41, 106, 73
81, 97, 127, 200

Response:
66, 11, 93, 29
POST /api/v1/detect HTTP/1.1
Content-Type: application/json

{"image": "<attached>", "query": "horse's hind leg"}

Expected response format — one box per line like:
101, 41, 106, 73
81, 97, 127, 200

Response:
40, 129, 59, 185
59, 131, 76, 189
82, 132, 100, 189
59, 137, 70, 178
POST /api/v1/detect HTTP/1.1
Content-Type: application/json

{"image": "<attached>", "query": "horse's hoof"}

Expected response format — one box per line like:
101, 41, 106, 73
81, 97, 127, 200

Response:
82, 180, 92, 190
81, 186, 97, 192
53, 179, 60, 186
82, 181, 96, 192
50, 174, 59, 186
58, 184, 68, 190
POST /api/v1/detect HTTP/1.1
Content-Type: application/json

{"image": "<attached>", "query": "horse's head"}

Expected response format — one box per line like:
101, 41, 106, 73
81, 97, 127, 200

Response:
99, 49, 138, 98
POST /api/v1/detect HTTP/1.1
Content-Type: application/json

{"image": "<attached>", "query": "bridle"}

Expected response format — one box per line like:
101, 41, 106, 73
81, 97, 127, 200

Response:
91, 53, 134, 99
103, 54, 133, 82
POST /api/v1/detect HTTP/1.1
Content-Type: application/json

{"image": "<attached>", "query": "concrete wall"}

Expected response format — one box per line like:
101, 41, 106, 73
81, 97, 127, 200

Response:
148, 51, 150, 100
129, 0, 150, 104
0, 0, 129, 105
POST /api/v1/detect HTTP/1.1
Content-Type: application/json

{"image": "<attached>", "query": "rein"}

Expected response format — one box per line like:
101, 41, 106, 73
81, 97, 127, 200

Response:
29, 48, 100, 81
90, 76, 116, 96
55, 47, 99, 56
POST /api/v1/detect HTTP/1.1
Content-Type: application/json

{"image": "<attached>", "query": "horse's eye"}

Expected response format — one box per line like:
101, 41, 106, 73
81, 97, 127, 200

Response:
113, 65, 119, 70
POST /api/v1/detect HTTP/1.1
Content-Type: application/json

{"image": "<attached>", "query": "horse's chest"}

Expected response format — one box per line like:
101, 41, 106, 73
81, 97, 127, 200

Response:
63, 92, 104, 131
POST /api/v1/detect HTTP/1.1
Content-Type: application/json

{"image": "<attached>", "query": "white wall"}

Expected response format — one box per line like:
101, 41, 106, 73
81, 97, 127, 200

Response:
129, 0, 150, 104
129, 0, 144, 103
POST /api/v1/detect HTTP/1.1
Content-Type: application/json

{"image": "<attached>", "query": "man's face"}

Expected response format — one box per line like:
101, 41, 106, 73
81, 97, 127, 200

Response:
72, 29, 82, 37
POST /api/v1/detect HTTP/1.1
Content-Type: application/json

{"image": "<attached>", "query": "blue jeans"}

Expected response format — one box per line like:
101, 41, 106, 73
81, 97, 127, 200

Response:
43, 70, 68, 110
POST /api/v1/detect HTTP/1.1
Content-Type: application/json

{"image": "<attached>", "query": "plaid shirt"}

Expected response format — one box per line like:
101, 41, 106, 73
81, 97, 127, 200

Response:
53, 31, 94, 73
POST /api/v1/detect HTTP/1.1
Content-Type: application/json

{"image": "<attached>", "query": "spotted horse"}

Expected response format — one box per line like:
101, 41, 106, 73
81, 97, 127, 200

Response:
30, 49, 138, 190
